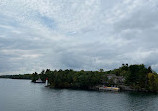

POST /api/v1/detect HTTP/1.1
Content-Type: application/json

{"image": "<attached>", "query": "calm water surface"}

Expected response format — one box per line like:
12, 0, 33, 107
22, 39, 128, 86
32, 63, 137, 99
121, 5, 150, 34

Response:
0, 79, 158, 111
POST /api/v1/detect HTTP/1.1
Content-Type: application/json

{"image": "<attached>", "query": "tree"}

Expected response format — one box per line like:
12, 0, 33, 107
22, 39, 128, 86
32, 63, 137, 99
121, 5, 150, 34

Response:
31, 72, 38, 82
148, 66, 152, 73
99, 69, 104, 72
147, 73, 158, 92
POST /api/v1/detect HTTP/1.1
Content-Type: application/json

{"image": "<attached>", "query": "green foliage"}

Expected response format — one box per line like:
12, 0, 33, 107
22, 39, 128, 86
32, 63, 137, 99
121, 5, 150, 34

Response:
31, 72, 38, 82
2, 64, 158, 92
30, 69, 104, 89
12, 63, 156, 92
104, 64, 158, 92
126, 64, 148, 87
147, 73, 158, 92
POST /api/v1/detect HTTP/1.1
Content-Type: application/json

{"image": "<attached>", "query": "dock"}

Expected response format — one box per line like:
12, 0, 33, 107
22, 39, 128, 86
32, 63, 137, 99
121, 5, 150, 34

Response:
99, 86, 120, 92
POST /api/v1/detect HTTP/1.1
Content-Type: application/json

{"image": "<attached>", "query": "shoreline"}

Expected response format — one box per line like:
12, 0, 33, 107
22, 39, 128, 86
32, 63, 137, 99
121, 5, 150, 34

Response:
0, 78, 155, 93
46, 84, 155, 93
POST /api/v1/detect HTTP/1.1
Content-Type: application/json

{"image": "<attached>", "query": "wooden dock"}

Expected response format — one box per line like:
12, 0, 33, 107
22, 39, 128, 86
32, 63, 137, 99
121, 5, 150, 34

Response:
99, 86, 120, 92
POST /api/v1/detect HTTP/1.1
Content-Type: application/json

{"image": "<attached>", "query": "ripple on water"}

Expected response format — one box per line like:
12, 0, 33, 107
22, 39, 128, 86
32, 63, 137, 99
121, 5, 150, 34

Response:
1, 79, 158, 111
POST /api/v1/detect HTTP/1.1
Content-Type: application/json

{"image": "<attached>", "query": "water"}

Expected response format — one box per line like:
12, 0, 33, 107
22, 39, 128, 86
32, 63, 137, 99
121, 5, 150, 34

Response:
0, 79, 158, 111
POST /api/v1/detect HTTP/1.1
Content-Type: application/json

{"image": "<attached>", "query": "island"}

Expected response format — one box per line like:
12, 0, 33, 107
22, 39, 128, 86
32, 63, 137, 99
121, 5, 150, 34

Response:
1, 64, 158, 93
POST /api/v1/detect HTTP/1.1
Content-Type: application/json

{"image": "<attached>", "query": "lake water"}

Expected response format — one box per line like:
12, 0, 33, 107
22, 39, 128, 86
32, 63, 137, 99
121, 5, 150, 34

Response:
0, 79, 158, 111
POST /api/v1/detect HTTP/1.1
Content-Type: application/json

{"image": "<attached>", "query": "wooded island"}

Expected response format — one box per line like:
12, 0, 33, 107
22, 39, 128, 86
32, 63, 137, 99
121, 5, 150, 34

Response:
1, 64, 158, 92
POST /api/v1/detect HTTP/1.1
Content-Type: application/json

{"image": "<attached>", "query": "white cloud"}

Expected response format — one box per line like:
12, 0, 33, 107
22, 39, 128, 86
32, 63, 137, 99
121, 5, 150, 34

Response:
1, 0, 158, 74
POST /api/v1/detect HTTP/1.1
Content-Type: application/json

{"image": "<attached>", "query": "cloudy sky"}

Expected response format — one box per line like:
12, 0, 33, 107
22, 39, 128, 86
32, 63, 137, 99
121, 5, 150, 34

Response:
0, 0, 158, 75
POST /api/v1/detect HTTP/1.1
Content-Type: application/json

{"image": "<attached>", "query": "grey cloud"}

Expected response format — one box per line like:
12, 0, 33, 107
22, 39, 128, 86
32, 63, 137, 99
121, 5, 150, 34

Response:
1, 0, 158, 74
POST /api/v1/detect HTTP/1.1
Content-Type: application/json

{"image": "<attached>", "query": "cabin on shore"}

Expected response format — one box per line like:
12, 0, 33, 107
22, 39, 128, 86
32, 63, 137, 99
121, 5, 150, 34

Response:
35, 78, 43, 83
106, 74, 125, 84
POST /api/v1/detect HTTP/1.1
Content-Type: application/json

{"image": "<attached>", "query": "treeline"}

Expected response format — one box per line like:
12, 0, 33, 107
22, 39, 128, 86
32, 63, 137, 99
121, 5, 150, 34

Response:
0, 74, 32, 79
32, 69, 106, 89
1, 64, 158, 92
31, 64, 158, 92
106, 64, 158, 92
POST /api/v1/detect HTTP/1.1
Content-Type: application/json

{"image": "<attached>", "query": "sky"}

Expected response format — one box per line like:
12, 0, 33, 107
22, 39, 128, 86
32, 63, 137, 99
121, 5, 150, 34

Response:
0, 0, 158, 75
